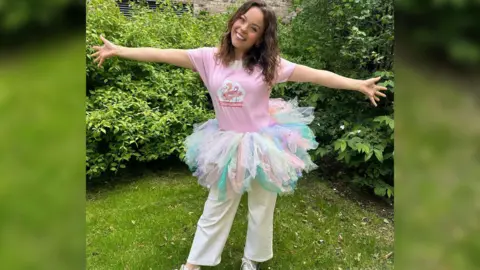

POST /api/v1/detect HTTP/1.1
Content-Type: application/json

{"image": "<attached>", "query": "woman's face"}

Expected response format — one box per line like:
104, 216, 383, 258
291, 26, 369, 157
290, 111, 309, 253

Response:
230, 7, 265, 53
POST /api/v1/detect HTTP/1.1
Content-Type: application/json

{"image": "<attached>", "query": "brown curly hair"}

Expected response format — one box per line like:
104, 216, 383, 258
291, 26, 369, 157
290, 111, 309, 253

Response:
215, 0, 280, 88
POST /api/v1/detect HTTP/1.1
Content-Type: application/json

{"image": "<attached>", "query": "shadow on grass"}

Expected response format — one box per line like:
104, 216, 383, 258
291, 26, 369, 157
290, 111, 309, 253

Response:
87, 154, 394, 223
86, 155, 192, 194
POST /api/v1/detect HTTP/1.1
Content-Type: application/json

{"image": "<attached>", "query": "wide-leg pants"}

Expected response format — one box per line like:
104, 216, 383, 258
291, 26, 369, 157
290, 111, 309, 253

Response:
186, 180, 278, 266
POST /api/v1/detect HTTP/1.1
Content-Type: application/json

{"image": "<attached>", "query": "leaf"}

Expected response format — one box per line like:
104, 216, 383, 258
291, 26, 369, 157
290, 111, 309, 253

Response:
355, 143, 363, 153
364, 151, 373, 161
388, 120, 394, 130
347, 137, 361, 149
374, 71, 385, 77
374, 187, 386, 197
358, 143, 371, 154
334, 141, 340, 151
315, 147, 329, 157
374, 149, 384, 162
387, 188, 393, 198
384, 152, 393, 160
340, 140, 347, 152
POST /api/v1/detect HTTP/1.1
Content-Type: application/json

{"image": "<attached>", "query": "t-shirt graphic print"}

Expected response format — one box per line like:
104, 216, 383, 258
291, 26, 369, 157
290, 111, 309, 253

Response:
217, 79, 246, 107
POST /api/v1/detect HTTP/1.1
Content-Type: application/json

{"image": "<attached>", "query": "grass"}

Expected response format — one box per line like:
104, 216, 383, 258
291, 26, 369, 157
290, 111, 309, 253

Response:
87, 167, 394, 269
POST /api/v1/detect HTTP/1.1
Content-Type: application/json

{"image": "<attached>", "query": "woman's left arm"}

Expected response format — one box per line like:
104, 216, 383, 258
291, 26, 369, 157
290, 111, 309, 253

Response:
288, 64, 388, 107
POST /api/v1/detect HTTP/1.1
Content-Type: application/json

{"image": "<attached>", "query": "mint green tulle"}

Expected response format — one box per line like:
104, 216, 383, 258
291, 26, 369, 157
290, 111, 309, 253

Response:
218, 159, 230, 201
256, 167, 283, 194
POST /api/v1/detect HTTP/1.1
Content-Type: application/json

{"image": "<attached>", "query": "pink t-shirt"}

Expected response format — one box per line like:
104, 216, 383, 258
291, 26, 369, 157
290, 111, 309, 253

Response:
187, 47, 296, 132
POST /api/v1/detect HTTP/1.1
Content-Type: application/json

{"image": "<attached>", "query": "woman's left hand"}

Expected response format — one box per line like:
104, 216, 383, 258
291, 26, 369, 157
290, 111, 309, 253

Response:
357, 77, 388, 107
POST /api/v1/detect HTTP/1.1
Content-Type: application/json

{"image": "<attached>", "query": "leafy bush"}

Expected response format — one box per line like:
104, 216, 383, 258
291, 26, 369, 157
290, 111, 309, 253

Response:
86, 0, 227, 178
275, 0, 394, 198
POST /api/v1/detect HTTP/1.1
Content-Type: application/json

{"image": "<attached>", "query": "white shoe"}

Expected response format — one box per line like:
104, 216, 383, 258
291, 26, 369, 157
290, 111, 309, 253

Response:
179, 264, 200, 270
241, 258, 259, 270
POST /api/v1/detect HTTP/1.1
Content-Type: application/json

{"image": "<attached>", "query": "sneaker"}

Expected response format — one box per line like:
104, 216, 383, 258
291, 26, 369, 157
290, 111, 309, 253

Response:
179, 265, 200, 270
241, 258, 259, 270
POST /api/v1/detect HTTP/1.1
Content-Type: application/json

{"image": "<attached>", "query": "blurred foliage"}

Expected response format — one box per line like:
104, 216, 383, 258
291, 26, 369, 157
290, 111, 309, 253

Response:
395, 59, 480, 270
0, 35, 86, 270
0, 0, 69, 31
396, 0, 480, 70
0, 0, 84, 48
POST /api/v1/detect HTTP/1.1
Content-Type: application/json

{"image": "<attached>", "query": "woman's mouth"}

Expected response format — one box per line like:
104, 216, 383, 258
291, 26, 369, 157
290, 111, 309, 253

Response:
235, 32, 246, 41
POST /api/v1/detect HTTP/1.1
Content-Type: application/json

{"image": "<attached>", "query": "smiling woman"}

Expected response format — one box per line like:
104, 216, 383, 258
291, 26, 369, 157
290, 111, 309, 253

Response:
215, 1, 280, 88
89, 1, 387, 269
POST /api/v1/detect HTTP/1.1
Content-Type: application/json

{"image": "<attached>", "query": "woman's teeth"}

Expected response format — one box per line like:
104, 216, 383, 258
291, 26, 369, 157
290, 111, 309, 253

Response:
236, 32, 245, 41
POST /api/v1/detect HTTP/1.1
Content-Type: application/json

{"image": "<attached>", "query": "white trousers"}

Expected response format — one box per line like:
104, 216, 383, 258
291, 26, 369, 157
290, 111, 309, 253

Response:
186, 180, 278, 266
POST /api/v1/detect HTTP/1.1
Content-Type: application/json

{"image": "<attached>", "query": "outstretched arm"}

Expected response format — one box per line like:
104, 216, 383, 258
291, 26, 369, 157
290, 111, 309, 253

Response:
91, 36, 193, 70
288, 64, 387, 106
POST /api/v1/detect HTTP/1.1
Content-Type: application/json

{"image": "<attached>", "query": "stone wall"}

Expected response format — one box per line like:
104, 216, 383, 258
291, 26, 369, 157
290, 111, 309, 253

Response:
178, 0, 293, 18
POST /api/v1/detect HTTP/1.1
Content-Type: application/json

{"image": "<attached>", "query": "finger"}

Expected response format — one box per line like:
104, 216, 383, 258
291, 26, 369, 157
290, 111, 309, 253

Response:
91, 51, 100, 57
100, 35, 109, 44
375, 96, 380, 102
94, 56, 101, 63
98, 58, 104, 67
376, 85, 388, 91
371, 76, 381, 83
370, 96, 377, 107
92, 45, 102, 50
375, 91, 387, 97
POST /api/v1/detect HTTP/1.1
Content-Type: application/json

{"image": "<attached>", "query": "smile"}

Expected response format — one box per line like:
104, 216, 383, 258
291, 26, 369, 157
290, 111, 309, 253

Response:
235, 32, 246, 41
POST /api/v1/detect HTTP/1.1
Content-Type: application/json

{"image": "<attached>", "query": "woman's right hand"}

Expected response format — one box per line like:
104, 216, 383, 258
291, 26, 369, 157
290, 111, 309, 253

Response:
91, 36, 119, 67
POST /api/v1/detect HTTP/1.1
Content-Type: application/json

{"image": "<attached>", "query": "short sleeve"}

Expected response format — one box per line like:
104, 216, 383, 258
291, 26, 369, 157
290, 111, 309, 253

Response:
187, 47, 215, 85
276, 58, 297, 84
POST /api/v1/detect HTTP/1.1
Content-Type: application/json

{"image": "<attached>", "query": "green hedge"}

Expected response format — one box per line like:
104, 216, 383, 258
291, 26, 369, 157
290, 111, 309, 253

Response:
86, 0, 228, 178
275, 0, 394, 198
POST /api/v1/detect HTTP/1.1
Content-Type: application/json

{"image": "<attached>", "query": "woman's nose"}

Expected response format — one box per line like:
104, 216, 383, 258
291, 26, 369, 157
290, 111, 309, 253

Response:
240, 23, 248, 32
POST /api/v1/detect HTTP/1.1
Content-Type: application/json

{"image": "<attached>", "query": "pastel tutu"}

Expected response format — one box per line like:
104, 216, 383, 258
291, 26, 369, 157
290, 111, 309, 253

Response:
184, 98, 319, 200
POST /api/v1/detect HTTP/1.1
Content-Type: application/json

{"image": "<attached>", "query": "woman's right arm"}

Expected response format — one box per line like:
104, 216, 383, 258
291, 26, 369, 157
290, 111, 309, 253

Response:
91, 35, 193, 70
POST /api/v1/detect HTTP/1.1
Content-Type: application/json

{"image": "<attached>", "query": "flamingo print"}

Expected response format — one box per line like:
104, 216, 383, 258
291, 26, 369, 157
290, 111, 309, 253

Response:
222, 84, 243, 101
217, 80, 245, 107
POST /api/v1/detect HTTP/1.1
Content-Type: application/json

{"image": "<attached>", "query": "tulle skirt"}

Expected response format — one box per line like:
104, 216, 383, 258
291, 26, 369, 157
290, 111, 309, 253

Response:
184, 98, 319, 200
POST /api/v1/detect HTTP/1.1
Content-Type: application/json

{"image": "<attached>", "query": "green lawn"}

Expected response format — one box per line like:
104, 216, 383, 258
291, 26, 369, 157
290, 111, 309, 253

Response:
87, 168, 394, 269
